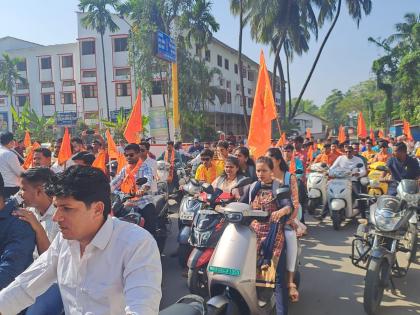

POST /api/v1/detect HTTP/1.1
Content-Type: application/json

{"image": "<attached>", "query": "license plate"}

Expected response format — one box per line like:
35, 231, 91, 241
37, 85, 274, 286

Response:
180, 214, 194, 220
208, 266, 240, 276
199, 210, 219, 215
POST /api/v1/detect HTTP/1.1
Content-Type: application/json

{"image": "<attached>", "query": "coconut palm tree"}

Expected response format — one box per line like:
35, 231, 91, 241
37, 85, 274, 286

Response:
79, 0, 120, 120
290, 0, 372, 119
0, 53, 26, 117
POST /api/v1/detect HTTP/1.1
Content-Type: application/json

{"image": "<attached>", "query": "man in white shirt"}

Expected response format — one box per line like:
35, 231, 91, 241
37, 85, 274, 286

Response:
141, 141, 158, 193
0, 132, 24, 199
0, 165, 162, 315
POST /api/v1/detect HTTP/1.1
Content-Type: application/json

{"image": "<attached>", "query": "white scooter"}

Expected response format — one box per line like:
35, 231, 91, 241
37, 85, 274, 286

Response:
327, 163, 370, 230
306, 163, 329, 215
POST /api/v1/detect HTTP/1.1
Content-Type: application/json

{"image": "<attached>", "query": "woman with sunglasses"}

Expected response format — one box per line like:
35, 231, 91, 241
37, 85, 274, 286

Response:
194, 149, 224, 184
234, 147, 257, 181
211, 156, 245, 194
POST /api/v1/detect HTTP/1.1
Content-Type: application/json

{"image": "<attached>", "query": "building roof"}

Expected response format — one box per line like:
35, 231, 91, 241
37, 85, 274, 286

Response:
294, 111, 329, 123
0, 36, 44, 47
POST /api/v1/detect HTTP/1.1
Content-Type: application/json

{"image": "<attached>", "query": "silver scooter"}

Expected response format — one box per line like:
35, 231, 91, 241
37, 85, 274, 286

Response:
306, 162, 329, 215
206, 186, 291, 315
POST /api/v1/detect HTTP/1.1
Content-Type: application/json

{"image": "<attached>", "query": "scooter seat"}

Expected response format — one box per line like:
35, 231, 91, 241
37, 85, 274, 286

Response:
159, 303, 202, 315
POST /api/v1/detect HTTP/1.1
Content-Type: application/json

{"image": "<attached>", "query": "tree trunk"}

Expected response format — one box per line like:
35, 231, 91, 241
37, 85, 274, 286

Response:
100, 33, 110, 120
276, 56, 286, 124
285, 50, 293, 120
291, 0, 342, 119
238, 0, 249, 134
159, 67, 171, 140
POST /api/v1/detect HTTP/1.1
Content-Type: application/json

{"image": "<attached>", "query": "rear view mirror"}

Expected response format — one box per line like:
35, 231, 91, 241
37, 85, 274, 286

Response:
356, 163, 364, 168
320, 163, 328, 168
376, 165, 388, 172
136, 177, 148, 186
233, 177, 253, 189
202, 183, 214, 194
275, 187, 291, 200
295, 169, 304, 175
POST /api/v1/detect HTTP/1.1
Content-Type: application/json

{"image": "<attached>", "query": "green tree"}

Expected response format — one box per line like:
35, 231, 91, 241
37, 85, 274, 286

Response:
79, 0, 120, 120
0, 53, 26, 116
102, 108, 150, 141
319, 89, 344, 129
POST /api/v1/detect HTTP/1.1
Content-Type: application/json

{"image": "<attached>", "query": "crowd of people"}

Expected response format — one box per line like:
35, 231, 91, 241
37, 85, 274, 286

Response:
0, 129, 419, 315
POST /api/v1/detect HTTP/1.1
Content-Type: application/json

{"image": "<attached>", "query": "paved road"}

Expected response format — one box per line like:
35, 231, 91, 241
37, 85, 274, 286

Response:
160, 213, 420, 314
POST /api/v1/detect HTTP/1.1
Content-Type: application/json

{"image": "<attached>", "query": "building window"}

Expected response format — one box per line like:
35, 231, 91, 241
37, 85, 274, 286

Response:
241, 66, 247, 79
61, 55, 73, 68
236, 84, 240, 91
217, 55, 222, 67
16, 95, 28, 107
248, 88, 252, 95
226, 80, 231, 89
116, 83, 131, 97
219, 78, 225, 87
42, 93, 55, 106
62, 80, 75, 87
82, 85, 97, 98
41, 82, 54, 88
152, 80, 167, 95
234, 64, 238, 74
82, 70, 96, 78
81, 41, 95, 55
305, 120, 313, 128
227, 91, 232, 104
248, 97, 254, 108
115, 68, 130, 78
248, 70, 255, 81
16, 82, 29, 90
61, 92, 76, 104
224, 59, 229, 70
41, 57, 51, 69
114, 37, 128, 52
16, 60, 26, 71
205, 50, 211, 62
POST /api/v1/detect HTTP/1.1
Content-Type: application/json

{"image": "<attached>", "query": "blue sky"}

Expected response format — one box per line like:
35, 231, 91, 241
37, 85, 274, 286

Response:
0, 0, 418, 105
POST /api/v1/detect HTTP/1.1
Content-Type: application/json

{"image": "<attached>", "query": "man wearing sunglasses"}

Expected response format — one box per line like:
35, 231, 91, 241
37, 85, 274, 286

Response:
110, 143, 157, 237
195, 149, 224, 184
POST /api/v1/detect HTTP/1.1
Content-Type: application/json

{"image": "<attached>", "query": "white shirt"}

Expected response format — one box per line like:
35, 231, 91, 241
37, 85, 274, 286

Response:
143, 157, 158, 193
50, 159, 75, 174
0, 217, 162, 315
0, 145, 24, 187
330, 155, 367, 181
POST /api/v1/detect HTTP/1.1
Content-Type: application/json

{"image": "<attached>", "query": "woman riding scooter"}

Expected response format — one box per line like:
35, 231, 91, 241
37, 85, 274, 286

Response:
240, 156, 292, 315
212, 156, 245, 193
266, 148, 303, 303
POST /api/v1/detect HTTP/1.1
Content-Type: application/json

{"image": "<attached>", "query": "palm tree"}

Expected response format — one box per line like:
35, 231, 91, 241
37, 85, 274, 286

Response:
290, 0, 372, 119
79, 0, 120, 120
230, 0, 253, 133
0, 53, 26, 123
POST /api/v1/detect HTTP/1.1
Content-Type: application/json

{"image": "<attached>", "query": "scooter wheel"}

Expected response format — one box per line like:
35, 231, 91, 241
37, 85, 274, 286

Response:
187, 267, 209, 297
332, 211, 341, 230
307, 199, 319, 215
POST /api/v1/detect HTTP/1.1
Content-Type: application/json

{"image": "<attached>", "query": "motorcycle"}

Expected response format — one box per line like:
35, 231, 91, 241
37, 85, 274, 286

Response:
327, 163, 371, 230
186, 180, 252, 297
367, 162, 388, 196
350, 179, 419, 315
205, 185, 292, 315
178, 177, 203, 267
306, 163, 329, 215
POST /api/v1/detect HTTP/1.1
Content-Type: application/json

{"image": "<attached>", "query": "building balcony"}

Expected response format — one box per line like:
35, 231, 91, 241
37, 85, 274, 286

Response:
113, 51, 129, 68
61, 67, 74, 81
40, 69, 53, 82
80, 54, 96, 70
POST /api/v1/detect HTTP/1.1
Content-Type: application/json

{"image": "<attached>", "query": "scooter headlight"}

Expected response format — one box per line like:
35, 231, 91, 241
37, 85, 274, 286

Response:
369, 179, 380, 188
374, 209, 402, 232
226, 212, 243, 223
360, 177, 369, 186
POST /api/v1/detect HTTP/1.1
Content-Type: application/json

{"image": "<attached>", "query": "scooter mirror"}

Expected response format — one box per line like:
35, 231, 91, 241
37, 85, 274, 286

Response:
202, 183, 215, 194
356, 163, 364, 168
275, 187, 291, 200
136, 177, 148, 186
233, 177, 253, 189
321, 163, 328, 168
295, 169, 304, 175
376, 165, 388, 172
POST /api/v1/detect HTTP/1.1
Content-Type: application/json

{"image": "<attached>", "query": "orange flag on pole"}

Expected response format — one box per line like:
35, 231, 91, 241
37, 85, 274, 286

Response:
22, 142, 41, 169
338, 125, 346, 144
307, 145, 313, 163
105, 129, 119, 159
124, 89, 143, 143
116, 152, 126, 174
23, 131, 31, 148
92, 150, 107, 173
276, 132, 286, 147
403, 120, 414, 141
306, 128, 311, 139
248, 51, 277, 158
58, 128, 72, 165
378, 129, 384, 139
369, 128, 376, 145
289, 152, 296, 174
357, 112, 367, 139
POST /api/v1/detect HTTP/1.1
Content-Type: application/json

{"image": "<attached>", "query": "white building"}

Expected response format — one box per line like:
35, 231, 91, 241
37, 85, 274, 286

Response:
0, 12, 280, 139
293, 111, 328, 139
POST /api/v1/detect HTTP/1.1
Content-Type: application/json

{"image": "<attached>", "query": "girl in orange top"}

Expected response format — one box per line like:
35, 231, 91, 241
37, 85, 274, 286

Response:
373, 144, 392, 163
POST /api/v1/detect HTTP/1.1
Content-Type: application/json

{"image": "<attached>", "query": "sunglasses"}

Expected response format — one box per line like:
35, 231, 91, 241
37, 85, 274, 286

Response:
201, 157, 211, 162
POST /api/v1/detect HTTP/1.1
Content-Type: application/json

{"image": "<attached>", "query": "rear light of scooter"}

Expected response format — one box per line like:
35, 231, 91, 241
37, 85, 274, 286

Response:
197, 248, 214, 268
215, 222, 224, 231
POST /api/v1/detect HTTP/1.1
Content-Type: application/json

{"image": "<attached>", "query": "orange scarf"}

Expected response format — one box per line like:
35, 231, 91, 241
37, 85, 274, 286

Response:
120, 159, 143, 194
164, 149, 175, 183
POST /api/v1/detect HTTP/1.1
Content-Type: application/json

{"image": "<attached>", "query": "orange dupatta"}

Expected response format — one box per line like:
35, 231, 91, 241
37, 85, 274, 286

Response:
164, 149, 175, 183
120, 159, 143, 194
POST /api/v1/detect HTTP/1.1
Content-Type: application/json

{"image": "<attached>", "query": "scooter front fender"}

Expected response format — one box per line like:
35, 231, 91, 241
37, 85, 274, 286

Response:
178, 226, 192, 244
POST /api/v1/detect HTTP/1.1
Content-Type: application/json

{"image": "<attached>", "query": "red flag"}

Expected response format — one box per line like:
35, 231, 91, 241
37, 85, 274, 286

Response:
22, 142, 41, 169
338, 125, 346, 144
378, 129, 384, 139
248, 51, 277, 158
357, 112, 367, 138
370, 128, 376, 145
105, 129, 119, 159
23, 131, 31, 148
92, 150, 107, 173
58, 128, 72, 165
403, 120, 414, 141
276, 132, 286, 147
305, 128, 311, 139
124, 89, 143, 143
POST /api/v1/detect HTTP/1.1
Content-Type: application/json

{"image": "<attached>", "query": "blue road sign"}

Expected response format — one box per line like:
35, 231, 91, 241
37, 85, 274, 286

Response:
155, 31, 176, 63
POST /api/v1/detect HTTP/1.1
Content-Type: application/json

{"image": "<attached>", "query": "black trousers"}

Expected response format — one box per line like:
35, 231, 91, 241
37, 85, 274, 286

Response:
2, 186, 20, 199
139, 203, 158, 237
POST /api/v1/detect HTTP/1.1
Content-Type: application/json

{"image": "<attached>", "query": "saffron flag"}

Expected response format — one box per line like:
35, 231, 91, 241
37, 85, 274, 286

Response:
116, 152, 126, 174
247, 51, 277, 158
22, 142, 41, 170
378, 129, 384, 139
370, 128, 376, 145
58, 128, 72, 165
307, 145, 313, 164
403, 120, 414, 141
306, 128, 311, 139
23, 131, 31, 148
124, 89, 143, 143
276, 132, 286, 147
105, 129, 119, 159
338, 125, 346, 144
92, 150, 107, 173
357, 112, 367, 138
289, 152, 296, 174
